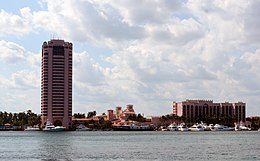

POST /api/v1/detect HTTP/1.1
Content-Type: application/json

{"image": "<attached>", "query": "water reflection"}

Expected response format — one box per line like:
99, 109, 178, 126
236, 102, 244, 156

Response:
0, 131, 259, 161
38, 132, 73, 160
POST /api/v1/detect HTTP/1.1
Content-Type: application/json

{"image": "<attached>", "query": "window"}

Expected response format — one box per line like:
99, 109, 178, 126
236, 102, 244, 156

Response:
53, 46, 64, 56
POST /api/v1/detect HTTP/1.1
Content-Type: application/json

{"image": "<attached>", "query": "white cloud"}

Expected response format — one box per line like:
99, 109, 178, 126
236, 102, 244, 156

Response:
0, 40, 40, 66
11, 70, 40, 89
0, 40, 40, 112
0, 40, 26, 63
0, 9, 32, 36
1, 0, 260, 116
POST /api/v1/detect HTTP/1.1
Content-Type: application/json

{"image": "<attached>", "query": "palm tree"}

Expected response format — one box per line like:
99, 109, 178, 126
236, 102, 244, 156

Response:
160, 115, 167, 126
13, 113, 19, 126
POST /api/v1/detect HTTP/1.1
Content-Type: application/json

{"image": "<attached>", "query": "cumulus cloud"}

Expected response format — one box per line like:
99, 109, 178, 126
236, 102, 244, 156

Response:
0, 40, 26, 63
228, 50, 260, 91
1, 0, 260, 115
0, 40, 40, 66
0, 39, 40, 112
12, 70, 40, 89
0, 9, 33, 36
74, 52, 106, 85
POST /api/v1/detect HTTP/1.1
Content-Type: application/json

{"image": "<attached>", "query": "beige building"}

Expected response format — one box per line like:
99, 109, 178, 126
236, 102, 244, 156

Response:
173, 100, 246, 124
107, 104, 136, 121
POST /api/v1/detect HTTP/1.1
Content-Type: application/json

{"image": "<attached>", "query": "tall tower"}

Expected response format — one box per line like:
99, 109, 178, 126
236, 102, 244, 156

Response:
41, 39, 73, 129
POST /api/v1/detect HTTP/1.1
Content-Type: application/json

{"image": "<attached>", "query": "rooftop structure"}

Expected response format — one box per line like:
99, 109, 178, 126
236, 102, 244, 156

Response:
107, 104, 136, 121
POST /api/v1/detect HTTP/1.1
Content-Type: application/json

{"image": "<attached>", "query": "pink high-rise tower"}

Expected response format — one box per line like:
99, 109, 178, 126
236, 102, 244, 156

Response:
41, 39, 73, 129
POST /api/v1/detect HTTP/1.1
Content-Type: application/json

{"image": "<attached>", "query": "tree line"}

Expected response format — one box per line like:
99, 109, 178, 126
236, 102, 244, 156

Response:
126, 114, 146, 122
0, 110, 41, 128
73, 111, 97, 118
1, 110, 258, 130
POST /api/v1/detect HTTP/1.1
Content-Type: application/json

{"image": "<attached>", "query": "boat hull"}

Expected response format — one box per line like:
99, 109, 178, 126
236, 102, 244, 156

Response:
112, 126, 154, 131
24, 128, 40, 131
178, 128, 189, 131
76, 128, 91, 131
43, 128, 65, 132
43, 127, 65, 132
212, 128, 235, 131
189, 128, 204, 131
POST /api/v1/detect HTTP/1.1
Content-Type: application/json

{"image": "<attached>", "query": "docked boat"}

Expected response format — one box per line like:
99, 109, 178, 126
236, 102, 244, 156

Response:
43, 121, 65, 132
158, 126, 168, 131
189, 123, 204, 131
112, 124, 154, 131
76, 124, 91, 131
234, 123, 251, 131
211, 124, 234, 131
235, 125, 251, 131
167, 123, 178, 131
200, 122, 213, 131
24, 127, 40, 131
177, 123, 189, 131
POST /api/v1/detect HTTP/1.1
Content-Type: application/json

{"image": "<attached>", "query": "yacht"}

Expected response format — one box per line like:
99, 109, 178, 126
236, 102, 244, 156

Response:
177, 123, 189, 131
112, 124, 154, 131
43, 120, 65, 132
235, 125, 251, 131
211, 124, 235, 131
189, 123, 204, 131
167, 123, 178, 131
234, 123, 251, 131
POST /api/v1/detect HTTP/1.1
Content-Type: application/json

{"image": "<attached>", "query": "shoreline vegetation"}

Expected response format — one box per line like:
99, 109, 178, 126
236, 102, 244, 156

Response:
0, 110, 40, 131
1, 110, 260, 131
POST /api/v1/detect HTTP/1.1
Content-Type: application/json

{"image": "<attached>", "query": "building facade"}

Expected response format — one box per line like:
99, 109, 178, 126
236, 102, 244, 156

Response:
107, 104, 136, 121
41, 39, 73, 129
173, 100, 246, 124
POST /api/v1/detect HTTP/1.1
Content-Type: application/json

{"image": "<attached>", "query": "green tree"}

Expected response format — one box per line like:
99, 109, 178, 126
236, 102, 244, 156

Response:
73, 113, 86, 118
137, 114, 146, 122
87, 111, 97, 118
12, 113, 19, 126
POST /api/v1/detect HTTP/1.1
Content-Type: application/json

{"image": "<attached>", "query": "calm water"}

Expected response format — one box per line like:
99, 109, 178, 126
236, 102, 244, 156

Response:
0, 131, 259, 161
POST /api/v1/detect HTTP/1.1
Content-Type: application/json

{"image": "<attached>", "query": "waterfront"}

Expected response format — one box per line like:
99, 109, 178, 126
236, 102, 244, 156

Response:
0, 131, 259, 161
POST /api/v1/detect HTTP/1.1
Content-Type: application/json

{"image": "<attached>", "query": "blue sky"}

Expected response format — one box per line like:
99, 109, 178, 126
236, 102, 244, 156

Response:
0, 0, 260, 117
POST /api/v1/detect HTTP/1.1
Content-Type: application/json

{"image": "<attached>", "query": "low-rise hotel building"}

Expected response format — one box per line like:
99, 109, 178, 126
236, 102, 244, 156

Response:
173, 100, 246, 124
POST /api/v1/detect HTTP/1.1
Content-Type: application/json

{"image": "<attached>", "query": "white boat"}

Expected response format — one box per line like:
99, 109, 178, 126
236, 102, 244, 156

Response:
235, 125, 251, 131
189, 123, 204, 131
24, 127, 40, 131
177, 123, 189, 131
76, 124, 91, 131
167, 123, 178, 131
206, 124, 214, 131
112, 124, 154, 131
200, 122, 213, 131
159, 126, 168, 131
234, 123, 251, 131
211, 124, 235, 131
43, 120, 65, 132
